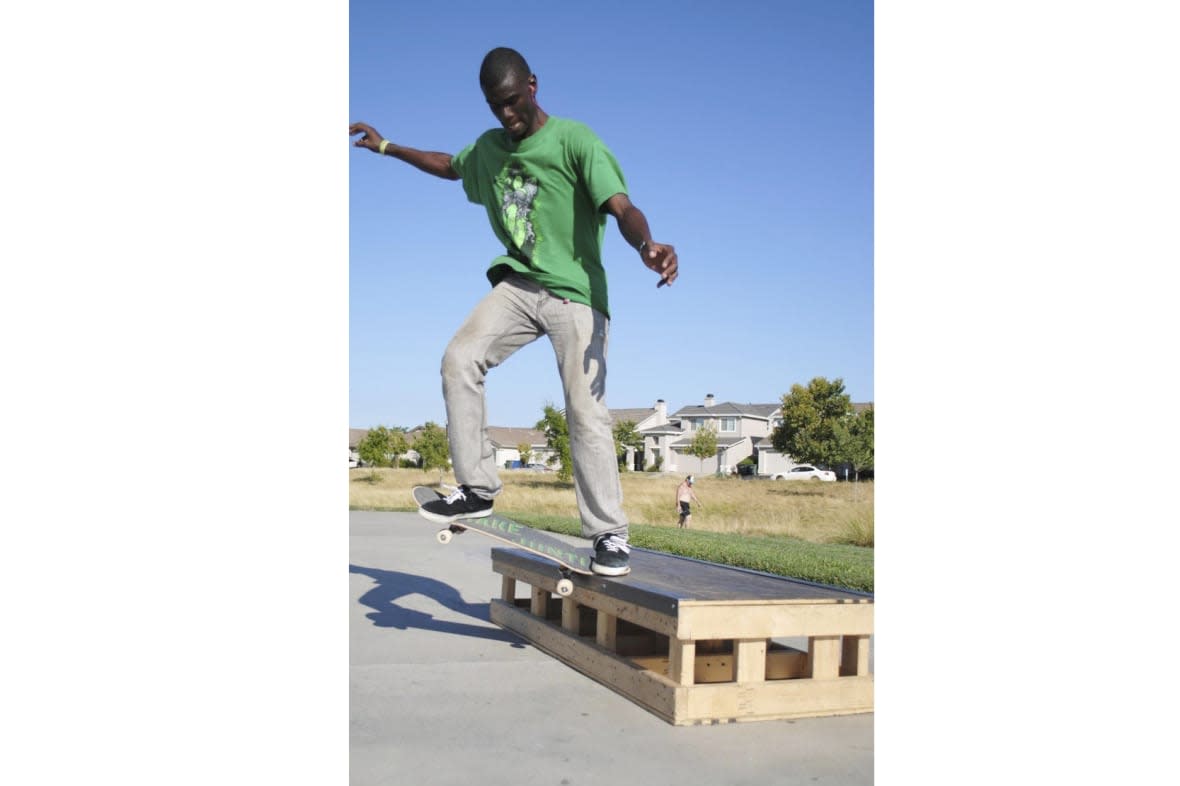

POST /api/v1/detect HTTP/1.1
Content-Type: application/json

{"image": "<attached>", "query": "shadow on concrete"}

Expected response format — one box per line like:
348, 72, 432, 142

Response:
349, 564, 525, 647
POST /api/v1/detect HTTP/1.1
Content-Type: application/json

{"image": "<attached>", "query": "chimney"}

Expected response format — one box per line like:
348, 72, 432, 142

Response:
655, 399, 667, 424
705, 393, 715, 408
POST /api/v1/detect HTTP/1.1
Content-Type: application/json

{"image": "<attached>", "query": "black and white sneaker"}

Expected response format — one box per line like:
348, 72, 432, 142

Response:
592, 533, 631, 576
418, 485, 493, 524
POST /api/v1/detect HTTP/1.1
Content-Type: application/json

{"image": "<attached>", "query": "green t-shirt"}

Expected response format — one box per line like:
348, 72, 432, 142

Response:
450, 117, 627, 318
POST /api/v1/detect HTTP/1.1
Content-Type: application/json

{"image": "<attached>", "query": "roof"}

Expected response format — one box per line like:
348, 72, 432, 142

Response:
486, 426, 547, 448
639, 423, 684, 436
671, 402, 781, 419
349, 428, 369, 448
669, 434, 750, 450
609, 407, 656, 427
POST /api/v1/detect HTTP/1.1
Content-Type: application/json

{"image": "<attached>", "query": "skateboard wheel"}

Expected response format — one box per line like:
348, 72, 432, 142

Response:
556, 579, 574, 597
436, 530, 453, 545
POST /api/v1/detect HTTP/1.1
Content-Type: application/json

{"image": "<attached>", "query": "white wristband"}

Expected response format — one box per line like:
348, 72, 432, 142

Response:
378, 139, 391, 155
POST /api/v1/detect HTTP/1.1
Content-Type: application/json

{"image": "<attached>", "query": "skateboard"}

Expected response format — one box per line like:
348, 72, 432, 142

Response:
412, 486, 596, 596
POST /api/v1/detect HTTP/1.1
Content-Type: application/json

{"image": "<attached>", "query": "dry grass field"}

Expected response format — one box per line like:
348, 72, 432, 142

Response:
349, 467, 874, 547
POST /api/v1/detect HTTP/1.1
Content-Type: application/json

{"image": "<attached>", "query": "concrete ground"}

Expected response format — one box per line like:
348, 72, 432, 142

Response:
350, 510, 874, 786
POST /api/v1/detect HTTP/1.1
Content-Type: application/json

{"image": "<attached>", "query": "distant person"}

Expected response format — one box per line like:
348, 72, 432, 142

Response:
676, 475, 701, 529
350, 47, 678, 576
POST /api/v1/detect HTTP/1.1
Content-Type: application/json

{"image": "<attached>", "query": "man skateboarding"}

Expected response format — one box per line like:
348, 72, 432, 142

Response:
350, 47, 678, 577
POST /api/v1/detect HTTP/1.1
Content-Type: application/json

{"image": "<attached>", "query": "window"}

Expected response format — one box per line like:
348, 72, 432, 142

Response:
719, 417, 736, 433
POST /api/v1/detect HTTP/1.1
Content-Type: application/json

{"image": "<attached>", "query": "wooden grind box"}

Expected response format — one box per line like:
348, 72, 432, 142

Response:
489, 547, 873, 726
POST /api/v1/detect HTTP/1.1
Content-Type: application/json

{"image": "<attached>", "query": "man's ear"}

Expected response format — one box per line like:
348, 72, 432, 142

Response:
529, 74, 538, 100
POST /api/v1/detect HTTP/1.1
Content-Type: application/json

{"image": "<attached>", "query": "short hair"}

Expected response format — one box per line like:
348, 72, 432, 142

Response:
480, 47, 532, 88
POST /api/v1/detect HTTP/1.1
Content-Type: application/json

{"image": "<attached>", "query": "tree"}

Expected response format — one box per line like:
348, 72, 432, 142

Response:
687, 426, 718, 474
414, 421, 451, 478
358, 427, 389, 468
516, 442, 532, 467
536, 404, 572, 482
612, 420, 643, 471
357, 426, 407, 482
834, 407, 874, 480
770, 377, 854, 468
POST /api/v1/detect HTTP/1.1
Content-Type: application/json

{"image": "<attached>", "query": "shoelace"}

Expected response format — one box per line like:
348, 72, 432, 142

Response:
441, 486, 467, 504
598, 535, 630, 554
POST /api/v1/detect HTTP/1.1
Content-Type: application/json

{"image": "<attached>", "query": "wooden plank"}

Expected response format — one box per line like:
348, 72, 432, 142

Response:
841, 635, 870, 677
734, 639, 767, 684
809, 636, 841, 680
668, 640, 696, 686
677, 601, 873, 640
490, 599, 679, 722
677, 676, 874, 725
596, 611, 618, 651
530, 586, 548, 618
572, 586, 679, 637
562, 597, 579, 633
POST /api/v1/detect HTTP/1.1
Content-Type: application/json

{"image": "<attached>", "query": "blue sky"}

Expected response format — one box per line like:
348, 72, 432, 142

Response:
349, 0, 873, 429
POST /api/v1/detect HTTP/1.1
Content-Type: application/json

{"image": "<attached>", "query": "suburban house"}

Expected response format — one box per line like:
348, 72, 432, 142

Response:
485, 426, 556, 469
663, 394, 782, 475
349, 428, 367, 467
610, 400, 671, 471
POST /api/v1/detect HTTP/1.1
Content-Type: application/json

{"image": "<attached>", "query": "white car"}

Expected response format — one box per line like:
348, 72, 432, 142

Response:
771, 464, 837, 482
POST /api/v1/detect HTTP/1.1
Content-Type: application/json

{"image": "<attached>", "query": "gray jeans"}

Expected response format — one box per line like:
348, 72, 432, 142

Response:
440, 274, 627, 540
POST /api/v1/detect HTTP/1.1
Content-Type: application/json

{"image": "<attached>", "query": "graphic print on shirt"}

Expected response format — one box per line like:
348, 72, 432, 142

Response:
497, 163, 539, 257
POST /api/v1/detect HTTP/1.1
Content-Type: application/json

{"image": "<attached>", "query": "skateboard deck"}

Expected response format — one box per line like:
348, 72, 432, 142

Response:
411, 485, 597, 596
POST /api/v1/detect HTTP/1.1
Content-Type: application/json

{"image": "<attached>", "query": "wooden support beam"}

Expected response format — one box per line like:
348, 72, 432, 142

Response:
734, 638, 767, 684
501, 575, 516, 603
562, 597, 579, 633
678, 601, 873, 640
809, 635, 841, 680
596, 611, 618, 652
669, 640, 696, 686
841, 635, 870, 676
531, 586, 549, 618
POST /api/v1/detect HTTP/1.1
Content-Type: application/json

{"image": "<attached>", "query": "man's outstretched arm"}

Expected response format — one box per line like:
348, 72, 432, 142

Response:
350, 122, 460, 181
602, 193, 678, 287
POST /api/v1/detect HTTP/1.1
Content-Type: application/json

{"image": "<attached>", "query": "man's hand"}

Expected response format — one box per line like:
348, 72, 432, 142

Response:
601, 193, 679, 288
350, 122, 384, 153
642, 241, 678, 288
